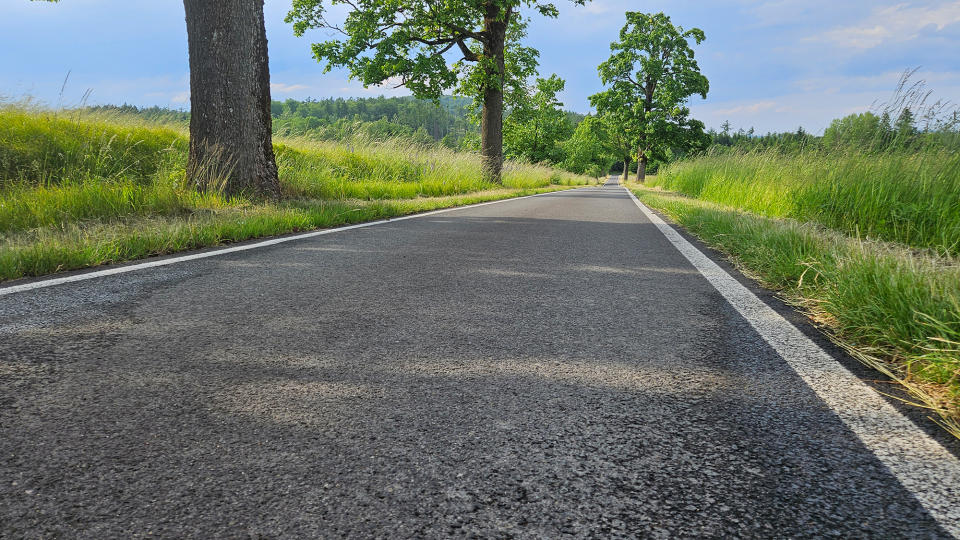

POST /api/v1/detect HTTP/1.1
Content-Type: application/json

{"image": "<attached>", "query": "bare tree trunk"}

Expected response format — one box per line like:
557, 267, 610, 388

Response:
621, 155, 631, 182
480, 4, 507, 183
183, 0, 279, 197
638, 153, 648, 182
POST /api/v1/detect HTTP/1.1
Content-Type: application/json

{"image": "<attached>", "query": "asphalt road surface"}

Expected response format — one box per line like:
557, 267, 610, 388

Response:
2, 178, 958, 538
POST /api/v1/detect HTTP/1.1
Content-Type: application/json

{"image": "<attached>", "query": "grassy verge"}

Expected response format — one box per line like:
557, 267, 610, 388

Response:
0, 187, 571, 281
0, 105, 596, 281
651, 150, 960, 256
626, 183, 960, 438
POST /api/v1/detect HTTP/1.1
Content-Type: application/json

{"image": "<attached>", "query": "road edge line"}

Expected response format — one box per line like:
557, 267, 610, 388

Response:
0, 188, 584, 297
624, 186, 960, 538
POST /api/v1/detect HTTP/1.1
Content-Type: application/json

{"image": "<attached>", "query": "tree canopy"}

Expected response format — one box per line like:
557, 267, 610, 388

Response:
286, 0, 590, 182
286, 0, 584, 98
503, 74, 572, 163
560, 114, 619, 178
590, 12, 710, 180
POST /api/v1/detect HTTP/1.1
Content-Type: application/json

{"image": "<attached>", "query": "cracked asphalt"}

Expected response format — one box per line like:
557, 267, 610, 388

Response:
0, 178, 954, 538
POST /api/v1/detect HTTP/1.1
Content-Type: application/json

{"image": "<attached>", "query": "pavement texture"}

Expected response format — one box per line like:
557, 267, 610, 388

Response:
0, 178, 954, 538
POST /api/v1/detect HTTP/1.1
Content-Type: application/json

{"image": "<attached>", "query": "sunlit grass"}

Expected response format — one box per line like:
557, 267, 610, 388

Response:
0, 105, 187, 186
651, 149, 960, 256
0, 188, 571, 281
629, 184, 960, 437
0, 105, 595, 280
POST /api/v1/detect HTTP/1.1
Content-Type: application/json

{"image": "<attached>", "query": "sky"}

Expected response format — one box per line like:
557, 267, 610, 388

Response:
2, 0, 959, 134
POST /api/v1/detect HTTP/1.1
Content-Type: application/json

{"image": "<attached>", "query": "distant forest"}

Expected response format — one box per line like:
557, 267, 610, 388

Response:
272, 95, 475, 146
87, 96, 586, 150
706, 107, 960, 155
85, 93, 959, 177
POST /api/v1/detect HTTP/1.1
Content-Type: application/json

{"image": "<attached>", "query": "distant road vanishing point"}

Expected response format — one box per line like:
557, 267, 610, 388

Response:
2, 176, 959, 538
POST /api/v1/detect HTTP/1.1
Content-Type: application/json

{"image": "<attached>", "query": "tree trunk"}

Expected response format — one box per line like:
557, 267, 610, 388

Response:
183, 0, 279, 197
480, 4, 507, 183
621, 155, 631, 182
638, 79, 654, 183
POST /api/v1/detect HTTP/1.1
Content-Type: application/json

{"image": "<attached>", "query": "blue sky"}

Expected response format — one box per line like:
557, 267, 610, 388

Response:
2, 0, 959, 134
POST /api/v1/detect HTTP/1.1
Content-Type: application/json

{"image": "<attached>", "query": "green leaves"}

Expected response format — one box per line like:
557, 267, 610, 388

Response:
561, 114, 617, 176
286, 0, 326, 37
285, 0, 587, 101
590, 11, 710, 169
286, 0, 591, 181
504, 74, 571, 163
456, 16, 539, 117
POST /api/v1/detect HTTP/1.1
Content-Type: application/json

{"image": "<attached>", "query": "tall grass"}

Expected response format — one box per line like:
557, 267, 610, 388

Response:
0, 105, 594, 280
652, 149, 960, 256
630, 187, 960, 436
0, 106, 186, 186
0, 189, 567, 281
275, 137, 584, 201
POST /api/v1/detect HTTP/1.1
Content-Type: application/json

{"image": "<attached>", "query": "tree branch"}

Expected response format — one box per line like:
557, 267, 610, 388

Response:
457, 39, 479, 62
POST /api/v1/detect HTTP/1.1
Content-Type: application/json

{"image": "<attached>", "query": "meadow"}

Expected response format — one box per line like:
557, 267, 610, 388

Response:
649, 149, 960, 256
0, 105, 595, 280
630, 147, 960, 436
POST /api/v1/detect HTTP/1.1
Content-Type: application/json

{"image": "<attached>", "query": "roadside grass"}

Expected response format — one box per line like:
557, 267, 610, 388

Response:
627, 184, 960, 437
0, 105, 595, 281
0, 188, 570, 280
650, 150, 960, 256
275, 137, 587, 200
0, 106, 186, 187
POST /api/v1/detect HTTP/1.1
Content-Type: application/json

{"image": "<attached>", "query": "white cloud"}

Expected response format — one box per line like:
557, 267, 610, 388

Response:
582, 3, 613, 15
793, 69, 960, 94
812, 1, 960, 49
713, 101, 777, 115
171, 90, 190, 103
270, 82, 310, 93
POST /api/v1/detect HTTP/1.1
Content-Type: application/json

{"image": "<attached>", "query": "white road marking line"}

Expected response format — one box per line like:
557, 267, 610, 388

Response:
0, 189, 576, 297
624, 187, 960, 538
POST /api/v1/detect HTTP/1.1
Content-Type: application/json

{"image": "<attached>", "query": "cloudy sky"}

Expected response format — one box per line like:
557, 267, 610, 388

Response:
2, 0, 959, 134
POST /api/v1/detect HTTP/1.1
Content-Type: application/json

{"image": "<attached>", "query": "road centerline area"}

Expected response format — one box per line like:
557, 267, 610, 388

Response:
1, 184, 955, 537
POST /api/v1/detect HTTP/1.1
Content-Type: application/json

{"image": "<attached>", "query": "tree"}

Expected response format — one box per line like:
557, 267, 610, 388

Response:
590, 12, 710, 181
600, 111, 639, 181
568, 109, 638, 182
822, 112, 884, 150
285, 0, 590, 183
183, 0, 280, 196
504, 74, 572, 163
35, 0, 281, 196
561, 114, 617, 178
895, 107, 918, 148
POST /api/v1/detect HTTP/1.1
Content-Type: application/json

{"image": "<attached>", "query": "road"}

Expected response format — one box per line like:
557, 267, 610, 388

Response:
2, 178, 958, 537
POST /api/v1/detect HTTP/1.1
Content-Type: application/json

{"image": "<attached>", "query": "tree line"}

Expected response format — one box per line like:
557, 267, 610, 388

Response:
270, 95, 474, 143
707, 109, 960, 155
282, 7, 713, 183
87, 93, 585, 159
706, 68, 960, 156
